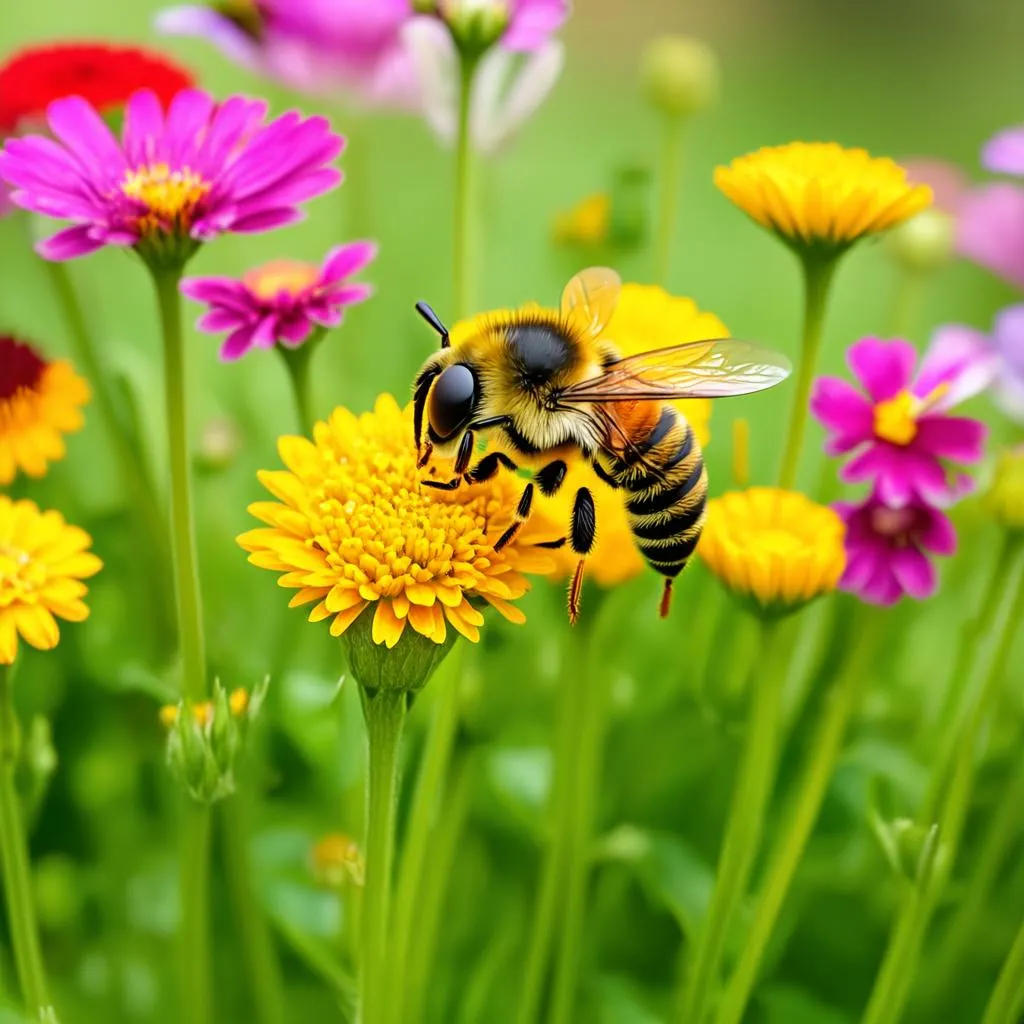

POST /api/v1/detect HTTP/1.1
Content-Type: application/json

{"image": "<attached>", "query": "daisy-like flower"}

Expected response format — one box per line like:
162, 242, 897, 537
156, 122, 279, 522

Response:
714, 142, 933, 257
811, 333, 997, 507
157, 1, 420, 109
0, 337, 90, 485
0, 497, 102, 664
0, 87, 343, 267
181, 242, 376, 361
698, 488, 846, 617
835, 493, 955, 605
238, 394, 555, 653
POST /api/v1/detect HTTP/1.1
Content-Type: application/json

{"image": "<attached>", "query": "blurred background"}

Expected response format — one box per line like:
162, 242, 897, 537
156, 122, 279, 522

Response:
1, 1, 1023, 1021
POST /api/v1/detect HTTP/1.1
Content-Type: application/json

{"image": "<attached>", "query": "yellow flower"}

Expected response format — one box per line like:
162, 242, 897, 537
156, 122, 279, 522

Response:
310, 833, 365, 888
984, 447, 1024, 533
0, 336, 90, 484
698, 488, 845, 616
0, 497, 102, 664
238, 394, 556, 650
159, 687, 249, 729
714, 142, 933, 254
552, 193, 610, 246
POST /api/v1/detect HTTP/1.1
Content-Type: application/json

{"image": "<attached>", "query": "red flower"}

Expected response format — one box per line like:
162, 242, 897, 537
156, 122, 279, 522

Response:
0, 42, 195, 133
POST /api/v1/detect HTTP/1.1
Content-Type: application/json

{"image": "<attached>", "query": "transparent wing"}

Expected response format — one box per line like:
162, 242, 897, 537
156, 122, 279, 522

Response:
560, 266, 621, 339
558, 338, 792, 402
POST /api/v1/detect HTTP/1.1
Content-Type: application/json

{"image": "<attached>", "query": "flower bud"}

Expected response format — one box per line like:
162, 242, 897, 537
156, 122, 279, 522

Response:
872, 816, 945, 886
437, 0, 510, 58
641, 36, 719, 119
310, 833, 365, 889
161, 679, 267, 804
195, 415, 242, 474
885, 209, 956, 274
984, 446, 1024, 532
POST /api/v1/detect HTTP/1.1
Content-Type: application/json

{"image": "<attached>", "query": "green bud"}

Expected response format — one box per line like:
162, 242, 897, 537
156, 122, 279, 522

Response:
872, 816, 945, 886
195, 416, 242, 474
340, 607, 457, 695
162, 678, 268, 804
984, 447, 1024, 533
885, 209, 956, 274
438, 0, 510, 59
641, 36, 719, 119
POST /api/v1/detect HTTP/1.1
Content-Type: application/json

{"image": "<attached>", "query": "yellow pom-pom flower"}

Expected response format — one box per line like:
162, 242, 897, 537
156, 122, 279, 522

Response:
238, 394, 556, 651
0, 497, 102, 664
0, 336, 90, 485
714, 142, 933, 255
698, 488, 846, 616
552, 193, 611, 247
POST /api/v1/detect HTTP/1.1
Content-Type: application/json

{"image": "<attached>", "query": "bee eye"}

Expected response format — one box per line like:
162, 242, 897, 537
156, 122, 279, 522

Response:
428, 364, 477, 440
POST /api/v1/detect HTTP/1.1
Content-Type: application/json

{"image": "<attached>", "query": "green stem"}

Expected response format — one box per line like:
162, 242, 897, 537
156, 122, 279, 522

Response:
453, 59, 476, 319
676, 617, 789, 1024
152, 267, 207, 701
982, 911, 1024, 1024
861, 539, 1024, 1024
390, 660, 463, 1024
220, 795, 285, 1024
777, 257, 838, 490
359, 688, 408, 1024
548, 624, 612, 1023
276, 338, 320, 434
886, 267, 926, 339
654, 115, 684, 285
0, 666, 54, 1021
179, 803, 212, 1024
717, 607, 878, 1024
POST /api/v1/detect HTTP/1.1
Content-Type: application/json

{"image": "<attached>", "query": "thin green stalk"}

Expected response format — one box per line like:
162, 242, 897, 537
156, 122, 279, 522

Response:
676, 617, 790, 1024
548, 626, 612, 1023
982, 912, 1024, 1024
777, 257, 838, 490
220, 795, 285, 1024
654, 115, 684, 285
276, 337, 321, 434
886, 267, 926, 339
453, 59, 476, 318
390, 658, 463, 1024
179, 802, 211, 1024
717, 607, 879, 1024
0, 665, 54, 1021
861, 540, 1024, 1024
359, 688, 408, 1024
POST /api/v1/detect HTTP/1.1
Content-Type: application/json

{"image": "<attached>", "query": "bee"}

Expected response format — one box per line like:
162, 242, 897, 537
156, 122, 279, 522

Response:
411, 267, 791, 622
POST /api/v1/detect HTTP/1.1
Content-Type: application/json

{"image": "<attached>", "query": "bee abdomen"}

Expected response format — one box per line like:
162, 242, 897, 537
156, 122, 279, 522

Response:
614, 408, 707, 579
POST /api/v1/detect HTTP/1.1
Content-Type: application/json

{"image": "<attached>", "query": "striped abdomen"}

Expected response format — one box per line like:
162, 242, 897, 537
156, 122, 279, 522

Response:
604, 404, 707, 579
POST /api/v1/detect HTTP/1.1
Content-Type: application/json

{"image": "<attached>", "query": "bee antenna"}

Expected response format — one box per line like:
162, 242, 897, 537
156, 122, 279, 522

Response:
415, 301, 450, 349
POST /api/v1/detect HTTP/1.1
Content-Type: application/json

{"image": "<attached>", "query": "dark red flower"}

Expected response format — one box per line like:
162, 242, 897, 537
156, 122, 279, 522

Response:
0, 42, 195, 133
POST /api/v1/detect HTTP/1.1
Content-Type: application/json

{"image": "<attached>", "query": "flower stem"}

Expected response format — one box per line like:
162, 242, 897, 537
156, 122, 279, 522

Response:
982, 910, 1024, 1024
777, 257, 837, 490
453, 59, 477, 319
0, 665, 54, 1021
861, 539, 1024, 1024
654, 115, 684, 285
179, 802, 212, 1024
220, 794, 285, 1024
390, 656, 463, 1024
359, 687, 408, 1024
276, 337, 320, 434
717, 606, 879, 1024
886, 267, 926, 338
676, 616, 789, 1024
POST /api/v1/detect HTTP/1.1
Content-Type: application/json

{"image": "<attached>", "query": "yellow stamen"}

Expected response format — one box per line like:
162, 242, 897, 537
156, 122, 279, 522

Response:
243, 260, 321, 302
121, 163, 211, 236
873, 390, 919, 445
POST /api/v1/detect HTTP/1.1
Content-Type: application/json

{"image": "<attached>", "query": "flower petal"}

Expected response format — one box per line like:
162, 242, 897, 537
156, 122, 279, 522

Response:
847, 337, 917, 402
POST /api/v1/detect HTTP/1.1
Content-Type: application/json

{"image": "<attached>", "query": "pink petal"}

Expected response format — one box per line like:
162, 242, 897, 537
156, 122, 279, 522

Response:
847, 337, 917, 402
36, 225, 112, 261
810, 376, 874, 448
900, 159, 969, 217
914, 416, 987, 463
982, 127, 1024, 177
221, 326, 256, 361
197, 309, 247, 333
918, 508, 957, 556
914, 325, 1000, 409
322, 240, 378, 282
992, 304, 1024, 378
891, 547, 937, 600
957, 183, 1024, 291
224, 207, 304, 234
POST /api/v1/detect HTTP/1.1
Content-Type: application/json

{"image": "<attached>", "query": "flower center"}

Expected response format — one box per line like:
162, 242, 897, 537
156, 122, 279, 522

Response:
121, 163, 211, 236
873, 390, 919, 445
0, 542, 42, 606
243, 260, 321, 302
869, 505, 919, 545
0, 337, 47, 402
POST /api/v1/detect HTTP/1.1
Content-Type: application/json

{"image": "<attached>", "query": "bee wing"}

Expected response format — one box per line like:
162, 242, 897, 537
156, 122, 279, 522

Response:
558, 338, 792, 402
560, 266, 621, 339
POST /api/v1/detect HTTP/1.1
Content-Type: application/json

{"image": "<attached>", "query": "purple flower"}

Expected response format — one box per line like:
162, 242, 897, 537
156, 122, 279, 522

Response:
0, 88, 342, 264
836, 494, 956, 605
957, 183, 1024, 291
989, 304, 1024, 421
181, 242, 376, 361
982, 126, 1024, 176
811, 333, 996, 507
157, 2, 421, 109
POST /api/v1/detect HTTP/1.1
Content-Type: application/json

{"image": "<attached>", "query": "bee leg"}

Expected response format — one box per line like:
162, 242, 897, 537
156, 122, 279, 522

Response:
465, 451, 518, 484
591, 460, 620, 489
659, 578, 674, 619
534, 459, 568, 496
454, 430, 476, 475
494, 483, 535, 551
421, 477, 462, 491
567, 486, 597, 625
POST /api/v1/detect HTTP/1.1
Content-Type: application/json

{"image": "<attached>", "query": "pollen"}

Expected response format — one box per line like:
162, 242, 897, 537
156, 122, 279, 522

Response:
121, 162, 211, 235
243, 260, 321, 302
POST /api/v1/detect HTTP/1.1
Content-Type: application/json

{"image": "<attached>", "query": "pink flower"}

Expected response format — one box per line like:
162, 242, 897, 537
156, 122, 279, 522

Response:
836, 494, 956, 605
811, 333, 996, 507
988, 304, 1024, 422
156, 1, 421, 110
181, 242, 376, 361
0, 88, 343, 264
982, 126, 1024, 176
900, 158, 969, 217
957, 183, 1024, 291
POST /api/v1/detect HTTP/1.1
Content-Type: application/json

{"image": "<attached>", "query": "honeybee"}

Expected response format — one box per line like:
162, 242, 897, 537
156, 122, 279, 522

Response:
412, 267, 791, 622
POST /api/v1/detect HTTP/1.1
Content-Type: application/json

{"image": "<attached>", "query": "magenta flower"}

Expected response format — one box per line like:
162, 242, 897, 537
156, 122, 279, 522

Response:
811, 333, 996, 507
181, 243, 376, 361
836, 494, 956, 605
156, 2, 420, 109
0, 88, 342, 265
